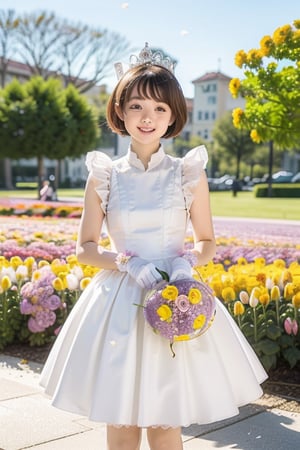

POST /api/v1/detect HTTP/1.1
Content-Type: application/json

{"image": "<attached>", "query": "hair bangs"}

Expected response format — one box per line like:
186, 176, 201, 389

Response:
126, 71, 171, 105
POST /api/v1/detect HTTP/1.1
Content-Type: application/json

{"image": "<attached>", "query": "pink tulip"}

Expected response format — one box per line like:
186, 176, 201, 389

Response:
284, 317, 298, 335
284, 317, 293, 335
292, 319, 298, 336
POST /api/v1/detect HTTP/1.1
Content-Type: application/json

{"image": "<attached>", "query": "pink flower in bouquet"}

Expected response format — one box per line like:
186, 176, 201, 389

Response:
143, 277, 216, 356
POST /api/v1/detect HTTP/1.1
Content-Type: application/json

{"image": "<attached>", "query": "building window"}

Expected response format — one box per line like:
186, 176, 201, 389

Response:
211, 111, 216, 120
204, 129, 209, 139
182, 131, 190, 140
198, 111, 202, 120
207, 96, 216, 104
204, 111, 209, 120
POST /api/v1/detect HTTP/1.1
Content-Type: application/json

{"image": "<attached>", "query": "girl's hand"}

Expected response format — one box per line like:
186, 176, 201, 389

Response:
125, 257, 163, 289
170, 256, 193, 281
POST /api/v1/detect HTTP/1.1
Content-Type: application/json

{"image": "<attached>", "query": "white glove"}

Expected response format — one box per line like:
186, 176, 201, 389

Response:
126, 257, 163, 289
170, 257, 192, 281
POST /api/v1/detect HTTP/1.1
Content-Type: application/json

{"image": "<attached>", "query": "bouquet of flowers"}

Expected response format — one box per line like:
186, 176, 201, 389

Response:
143, 275, 216, 356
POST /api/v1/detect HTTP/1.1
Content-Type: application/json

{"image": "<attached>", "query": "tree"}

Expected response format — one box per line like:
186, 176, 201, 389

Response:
0, 9, 19, 188
173, 135, 207, 157
0, 76, 99, 190
0, 9, 19, 87
59, 21, 132, 92
13, 10, 131, 92
212, 112, 256, 179
229, 20, 300, 195
15, 11, 62, 78
230, 20, 300, 148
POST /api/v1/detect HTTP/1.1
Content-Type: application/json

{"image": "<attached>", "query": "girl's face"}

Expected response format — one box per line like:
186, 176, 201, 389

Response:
116, 85, 174, 149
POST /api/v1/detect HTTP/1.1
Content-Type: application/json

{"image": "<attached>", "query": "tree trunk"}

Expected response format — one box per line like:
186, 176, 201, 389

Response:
37, 156, 45, 199
1, 159, 14, 189
267, 140, 274, 198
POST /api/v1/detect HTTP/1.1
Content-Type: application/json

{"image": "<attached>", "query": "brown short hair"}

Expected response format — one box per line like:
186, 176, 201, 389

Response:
106, 64, 187, 139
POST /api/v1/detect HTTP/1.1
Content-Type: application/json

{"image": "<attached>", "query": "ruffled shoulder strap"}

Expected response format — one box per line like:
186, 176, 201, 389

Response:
85, 151, 113, 214
182, 145, 208, 211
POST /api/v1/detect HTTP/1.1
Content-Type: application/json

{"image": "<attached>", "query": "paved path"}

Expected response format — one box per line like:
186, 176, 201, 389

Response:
0, 355, 299, 450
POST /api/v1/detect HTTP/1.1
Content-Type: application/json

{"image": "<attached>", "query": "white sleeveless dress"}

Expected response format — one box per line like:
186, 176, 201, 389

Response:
40, 145, 267, 428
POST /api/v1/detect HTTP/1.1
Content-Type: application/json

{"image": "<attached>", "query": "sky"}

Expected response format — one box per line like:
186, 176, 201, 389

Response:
2, 0, 299, 97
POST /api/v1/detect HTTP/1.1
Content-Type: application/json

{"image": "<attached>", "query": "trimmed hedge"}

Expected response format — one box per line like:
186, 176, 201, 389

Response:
254, 183, 300, 198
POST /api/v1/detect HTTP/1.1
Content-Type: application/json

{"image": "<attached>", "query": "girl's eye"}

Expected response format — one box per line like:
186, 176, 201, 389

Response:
157, 106, 166, 112
129, 104, 141, 110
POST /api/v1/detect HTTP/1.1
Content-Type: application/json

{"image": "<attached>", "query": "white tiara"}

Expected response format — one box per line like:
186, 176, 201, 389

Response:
114, 42, 175, 80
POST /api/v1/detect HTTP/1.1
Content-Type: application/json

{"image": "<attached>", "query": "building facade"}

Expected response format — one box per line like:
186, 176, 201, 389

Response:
191, 71, 244, 142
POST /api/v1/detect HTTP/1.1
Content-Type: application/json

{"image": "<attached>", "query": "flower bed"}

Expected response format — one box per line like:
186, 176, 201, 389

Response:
0, 198, 83, 218
0, 215, 299, 371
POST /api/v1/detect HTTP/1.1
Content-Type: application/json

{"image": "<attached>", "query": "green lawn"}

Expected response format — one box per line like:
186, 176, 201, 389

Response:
1, 189, 299, 221
210, 191, 300, 221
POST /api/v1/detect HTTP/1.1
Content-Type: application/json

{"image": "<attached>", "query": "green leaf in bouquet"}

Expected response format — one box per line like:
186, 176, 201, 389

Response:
155, 268, 169, 281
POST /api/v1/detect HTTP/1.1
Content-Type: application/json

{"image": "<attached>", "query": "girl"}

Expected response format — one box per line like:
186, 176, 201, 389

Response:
40, 44, 267, 450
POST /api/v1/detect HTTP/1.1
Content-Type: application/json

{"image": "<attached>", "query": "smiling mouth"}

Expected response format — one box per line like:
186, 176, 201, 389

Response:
139, 127, 154, 132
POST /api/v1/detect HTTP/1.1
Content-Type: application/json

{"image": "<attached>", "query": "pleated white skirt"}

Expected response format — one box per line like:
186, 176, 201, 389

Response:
40, 269, 267, 428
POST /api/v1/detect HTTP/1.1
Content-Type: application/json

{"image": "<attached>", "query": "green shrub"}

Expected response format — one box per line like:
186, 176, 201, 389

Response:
255, 183, 300, 198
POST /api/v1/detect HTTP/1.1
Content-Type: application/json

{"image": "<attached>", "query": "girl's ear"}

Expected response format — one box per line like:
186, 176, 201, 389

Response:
169, 115, 175, 126
115, 103, 124, 120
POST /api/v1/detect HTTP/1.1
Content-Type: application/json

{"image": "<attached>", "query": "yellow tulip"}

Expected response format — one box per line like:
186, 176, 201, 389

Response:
10, 256, 23, 269
66, 254, 78, 266
234, 301, 245, 316
274, 259, 286, 269
259, 293, 270, 307
221, 286, 236, 303
1, 275, 12, 291
283, 283, 295, 301
292, 292, 300, 309
271, 286, 280, 302
282, 270, 293, 285
25, 256, 35, 267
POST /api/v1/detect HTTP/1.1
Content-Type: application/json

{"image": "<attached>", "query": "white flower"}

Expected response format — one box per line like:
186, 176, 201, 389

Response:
16, 265, 28, 280
1, 266, 17, 283
66, 274, 79, 290
71, 265, 84, 280
249, 288, 259, 308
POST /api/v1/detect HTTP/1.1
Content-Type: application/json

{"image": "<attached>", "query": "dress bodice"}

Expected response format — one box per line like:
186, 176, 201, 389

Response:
86, 146, 208, 261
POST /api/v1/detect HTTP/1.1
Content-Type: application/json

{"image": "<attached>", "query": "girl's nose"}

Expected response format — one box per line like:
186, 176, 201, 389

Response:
142, 117, 152, 124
